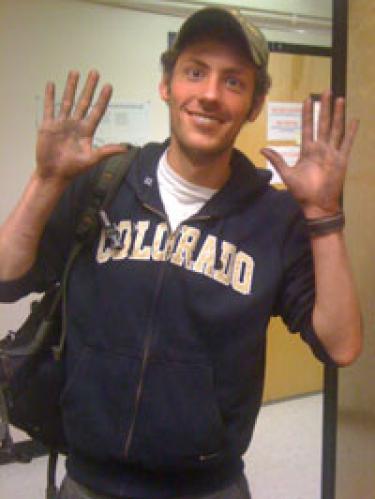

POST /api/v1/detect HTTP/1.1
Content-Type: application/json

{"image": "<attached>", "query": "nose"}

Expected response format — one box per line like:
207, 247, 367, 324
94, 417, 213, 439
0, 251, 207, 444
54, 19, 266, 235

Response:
199, 74, 221, 105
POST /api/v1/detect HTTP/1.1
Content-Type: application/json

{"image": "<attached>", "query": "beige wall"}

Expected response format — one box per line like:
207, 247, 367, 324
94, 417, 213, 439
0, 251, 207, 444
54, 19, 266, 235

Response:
336, 1, 375, 497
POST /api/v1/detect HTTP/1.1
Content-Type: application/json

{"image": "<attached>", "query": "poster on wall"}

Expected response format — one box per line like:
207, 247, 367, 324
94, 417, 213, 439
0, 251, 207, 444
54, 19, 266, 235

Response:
94, 102, 151, 147
36, 99, 151, 146
266, 145, 300, 184
267, 102, 302, 142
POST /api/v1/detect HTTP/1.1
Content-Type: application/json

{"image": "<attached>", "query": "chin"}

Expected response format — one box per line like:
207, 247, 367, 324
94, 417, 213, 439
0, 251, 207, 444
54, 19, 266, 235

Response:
183, 134, 233, 158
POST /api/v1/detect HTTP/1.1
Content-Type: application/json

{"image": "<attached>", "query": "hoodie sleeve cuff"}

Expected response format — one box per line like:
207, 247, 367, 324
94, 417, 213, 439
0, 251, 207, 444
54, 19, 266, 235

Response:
0, 265, 48, 303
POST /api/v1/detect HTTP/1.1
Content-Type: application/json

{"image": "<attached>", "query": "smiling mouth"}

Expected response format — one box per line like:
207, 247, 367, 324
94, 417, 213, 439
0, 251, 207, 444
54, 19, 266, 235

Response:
186, 110, 224, 125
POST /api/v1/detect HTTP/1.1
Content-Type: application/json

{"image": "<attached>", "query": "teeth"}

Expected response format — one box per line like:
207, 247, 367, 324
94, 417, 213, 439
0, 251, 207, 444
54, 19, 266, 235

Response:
193, 114, 218, 124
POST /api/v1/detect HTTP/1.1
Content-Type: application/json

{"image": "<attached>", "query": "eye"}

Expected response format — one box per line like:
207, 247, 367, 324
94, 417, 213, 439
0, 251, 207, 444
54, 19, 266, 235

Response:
186, 67, 204, 80
226, 76, 243, 91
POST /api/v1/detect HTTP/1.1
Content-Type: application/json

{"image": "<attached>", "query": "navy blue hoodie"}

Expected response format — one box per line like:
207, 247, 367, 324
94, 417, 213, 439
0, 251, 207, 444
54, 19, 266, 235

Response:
0, 141, 334, 497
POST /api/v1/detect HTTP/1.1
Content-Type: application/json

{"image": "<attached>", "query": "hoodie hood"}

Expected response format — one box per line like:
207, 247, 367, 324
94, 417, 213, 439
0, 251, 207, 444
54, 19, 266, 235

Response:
126, 140, 272, 218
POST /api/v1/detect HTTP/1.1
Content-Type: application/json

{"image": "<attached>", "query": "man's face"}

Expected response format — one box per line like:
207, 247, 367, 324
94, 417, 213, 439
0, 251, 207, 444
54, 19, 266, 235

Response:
159, 39, 262, 162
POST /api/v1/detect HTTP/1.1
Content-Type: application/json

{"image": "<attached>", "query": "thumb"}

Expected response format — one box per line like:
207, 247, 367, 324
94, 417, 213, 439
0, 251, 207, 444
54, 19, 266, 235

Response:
261, 148, 291, 184
93, 143, 129, 163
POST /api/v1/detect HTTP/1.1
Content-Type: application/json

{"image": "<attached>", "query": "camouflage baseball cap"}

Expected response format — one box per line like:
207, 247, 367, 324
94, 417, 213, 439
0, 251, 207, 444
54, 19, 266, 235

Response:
172, 7, 269, 69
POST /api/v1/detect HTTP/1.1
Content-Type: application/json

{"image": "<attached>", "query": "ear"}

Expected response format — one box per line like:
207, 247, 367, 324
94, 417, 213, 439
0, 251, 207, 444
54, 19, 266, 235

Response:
159, 75, 170, 103
247, 94, 266, 123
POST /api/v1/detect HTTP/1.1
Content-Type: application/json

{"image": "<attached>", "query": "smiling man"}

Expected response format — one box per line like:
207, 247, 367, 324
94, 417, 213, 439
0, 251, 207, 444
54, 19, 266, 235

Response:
0, 7, 362, 499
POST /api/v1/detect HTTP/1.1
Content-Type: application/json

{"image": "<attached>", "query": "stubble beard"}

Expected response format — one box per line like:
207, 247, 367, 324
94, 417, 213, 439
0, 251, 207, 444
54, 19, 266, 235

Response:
171, 119, 236, 168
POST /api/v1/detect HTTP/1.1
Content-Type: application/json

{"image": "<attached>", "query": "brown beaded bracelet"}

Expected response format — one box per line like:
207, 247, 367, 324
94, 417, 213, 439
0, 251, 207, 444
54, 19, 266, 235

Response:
305, 211, 345, 237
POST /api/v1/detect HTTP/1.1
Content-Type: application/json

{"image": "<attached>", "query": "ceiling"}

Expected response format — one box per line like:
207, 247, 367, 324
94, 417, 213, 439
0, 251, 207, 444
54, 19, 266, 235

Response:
77, 0, 332, 45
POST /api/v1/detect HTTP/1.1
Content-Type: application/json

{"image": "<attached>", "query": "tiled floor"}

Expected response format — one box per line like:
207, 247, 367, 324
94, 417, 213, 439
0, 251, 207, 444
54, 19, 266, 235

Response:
245, 393, 322, 499
0, 393, 322, 499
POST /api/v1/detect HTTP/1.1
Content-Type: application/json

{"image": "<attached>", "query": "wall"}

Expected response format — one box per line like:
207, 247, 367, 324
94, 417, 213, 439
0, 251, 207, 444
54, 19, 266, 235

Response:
0, 0, 182, 333
335, 1, 375, 497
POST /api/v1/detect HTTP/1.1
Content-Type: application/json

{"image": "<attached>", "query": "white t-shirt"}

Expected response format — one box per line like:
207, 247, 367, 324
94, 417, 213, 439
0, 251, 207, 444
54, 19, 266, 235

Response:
157, 150, 218, 232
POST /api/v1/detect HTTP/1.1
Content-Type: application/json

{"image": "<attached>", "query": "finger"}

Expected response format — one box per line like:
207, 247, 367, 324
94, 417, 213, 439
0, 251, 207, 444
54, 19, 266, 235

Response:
329, 97, 345, 149
43, 82, 55, 121
340, 118, 359, 160
261, 148, 291, 184
72, 69, 100, 120
58, 70, 80, 118
301, 97, 313, 155
85, 84, 113, 136
317, 90, 332, 142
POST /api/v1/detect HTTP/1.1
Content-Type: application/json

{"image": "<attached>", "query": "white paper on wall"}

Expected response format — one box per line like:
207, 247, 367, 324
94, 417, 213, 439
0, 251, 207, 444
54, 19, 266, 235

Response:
36, 99, 151, 147
267, 102, 303, 142
94, 102, 151, 147
266, 145, 301, 184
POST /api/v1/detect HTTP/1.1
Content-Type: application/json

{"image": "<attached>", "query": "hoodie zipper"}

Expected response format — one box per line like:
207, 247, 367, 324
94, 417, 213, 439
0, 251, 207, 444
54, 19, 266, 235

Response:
124, 243, 167, 457
123, 203, 213, 458
124, 203, 178, 457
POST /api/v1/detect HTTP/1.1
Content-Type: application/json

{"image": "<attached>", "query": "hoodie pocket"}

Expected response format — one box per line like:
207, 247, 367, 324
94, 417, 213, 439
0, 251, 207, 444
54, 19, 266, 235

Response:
60, 346, 141, 461
61, 348, 226, 468
127, 358, 226, 470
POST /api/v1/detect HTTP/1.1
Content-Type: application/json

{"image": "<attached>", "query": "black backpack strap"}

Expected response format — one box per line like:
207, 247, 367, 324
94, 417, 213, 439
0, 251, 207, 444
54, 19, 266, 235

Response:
74, 144, 140, 244
46, 145, 139, 499
54, 143, 139, 360
46, 450, 59, 499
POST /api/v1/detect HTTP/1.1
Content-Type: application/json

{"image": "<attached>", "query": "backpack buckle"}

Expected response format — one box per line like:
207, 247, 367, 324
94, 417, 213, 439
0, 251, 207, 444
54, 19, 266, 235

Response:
99, 210, 123, 250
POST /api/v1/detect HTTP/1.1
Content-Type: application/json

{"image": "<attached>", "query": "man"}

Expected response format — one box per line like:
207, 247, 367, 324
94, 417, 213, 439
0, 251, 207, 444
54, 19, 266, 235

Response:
0, 7, 362, 499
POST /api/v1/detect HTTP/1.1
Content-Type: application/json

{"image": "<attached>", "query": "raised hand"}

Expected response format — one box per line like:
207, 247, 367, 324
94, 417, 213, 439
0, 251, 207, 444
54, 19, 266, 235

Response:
261, 91, 359, 218
36, 70, 126, 183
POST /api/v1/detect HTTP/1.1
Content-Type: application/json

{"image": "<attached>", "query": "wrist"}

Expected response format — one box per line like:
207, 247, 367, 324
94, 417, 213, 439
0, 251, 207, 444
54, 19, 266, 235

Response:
302, 205, 342, 219
30, 171, 70, 195
304, 210, 345, 238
